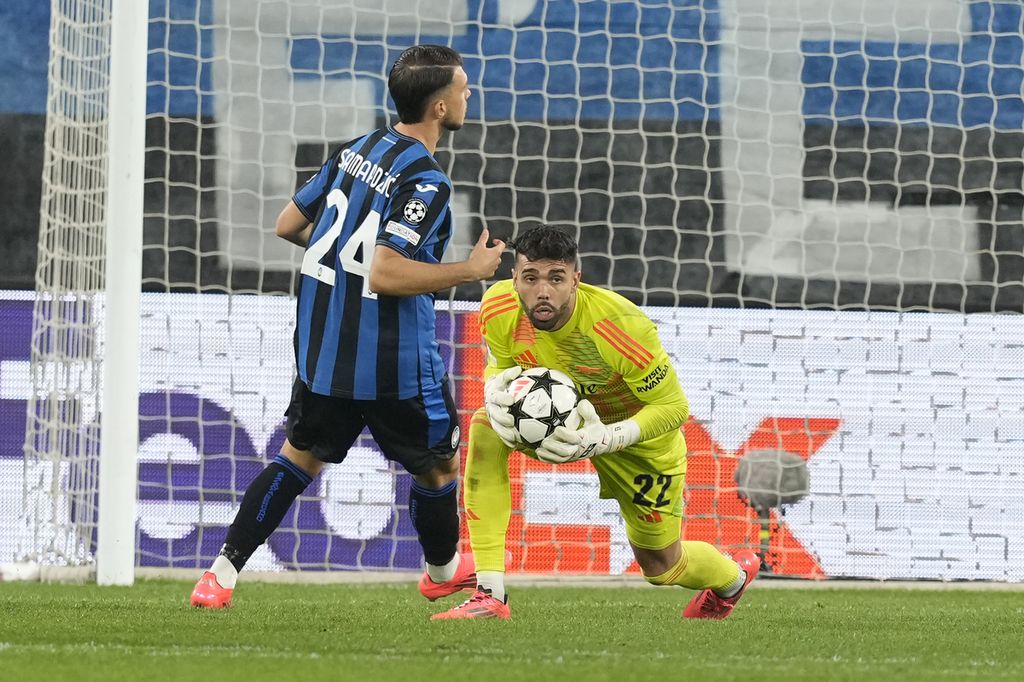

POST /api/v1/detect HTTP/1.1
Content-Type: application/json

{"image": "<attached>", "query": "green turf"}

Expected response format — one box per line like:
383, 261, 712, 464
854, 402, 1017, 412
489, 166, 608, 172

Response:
1, 580, 1022, 681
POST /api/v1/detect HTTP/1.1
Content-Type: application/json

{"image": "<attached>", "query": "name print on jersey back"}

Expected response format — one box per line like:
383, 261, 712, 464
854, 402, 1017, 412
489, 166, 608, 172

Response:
337, 146, 401, 197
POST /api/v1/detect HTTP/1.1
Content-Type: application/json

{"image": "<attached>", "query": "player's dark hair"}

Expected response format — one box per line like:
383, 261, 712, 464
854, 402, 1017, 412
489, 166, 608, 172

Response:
388, 44, 464, 124
509, 224, 579, 265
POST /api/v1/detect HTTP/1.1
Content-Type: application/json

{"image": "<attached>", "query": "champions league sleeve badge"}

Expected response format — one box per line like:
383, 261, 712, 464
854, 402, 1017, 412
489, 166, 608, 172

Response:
403, 197, 428, 225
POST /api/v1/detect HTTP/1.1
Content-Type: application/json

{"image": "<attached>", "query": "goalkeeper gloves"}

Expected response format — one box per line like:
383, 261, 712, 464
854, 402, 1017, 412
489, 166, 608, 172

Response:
484, 366, 523, 449
535, 399, 641, 464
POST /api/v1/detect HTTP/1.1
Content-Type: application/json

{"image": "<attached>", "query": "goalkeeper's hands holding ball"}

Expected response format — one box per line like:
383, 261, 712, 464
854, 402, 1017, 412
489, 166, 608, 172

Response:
535, 400, 641, 464
484, 366, 523, 449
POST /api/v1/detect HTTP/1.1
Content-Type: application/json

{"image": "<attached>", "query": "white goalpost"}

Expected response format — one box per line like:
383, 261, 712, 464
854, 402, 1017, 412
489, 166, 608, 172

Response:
12, 0, 1023, 584
15, 0, 147, 585
94, 0, 147, 586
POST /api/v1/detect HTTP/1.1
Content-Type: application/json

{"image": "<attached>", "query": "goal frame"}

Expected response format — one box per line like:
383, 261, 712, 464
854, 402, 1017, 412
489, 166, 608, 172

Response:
95, 0, 147, 586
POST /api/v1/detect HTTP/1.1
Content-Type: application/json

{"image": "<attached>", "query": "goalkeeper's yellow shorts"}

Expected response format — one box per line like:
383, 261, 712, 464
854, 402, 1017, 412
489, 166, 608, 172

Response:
589, 438, 686, 551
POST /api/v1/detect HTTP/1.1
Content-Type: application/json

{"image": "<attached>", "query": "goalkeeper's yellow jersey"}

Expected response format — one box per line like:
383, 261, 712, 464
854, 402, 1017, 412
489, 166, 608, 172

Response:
479, 280, 688, 458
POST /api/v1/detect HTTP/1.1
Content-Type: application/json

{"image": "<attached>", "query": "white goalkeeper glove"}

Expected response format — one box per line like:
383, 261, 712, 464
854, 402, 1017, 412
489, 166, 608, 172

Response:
535, 399, 641, 464
484, 366, 523, 449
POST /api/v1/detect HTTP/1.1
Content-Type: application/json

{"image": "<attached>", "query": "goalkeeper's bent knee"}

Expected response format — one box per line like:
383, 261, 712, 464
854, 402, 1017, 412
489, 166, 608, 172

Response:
642, 541, 739, 591
642, 550, 688, 586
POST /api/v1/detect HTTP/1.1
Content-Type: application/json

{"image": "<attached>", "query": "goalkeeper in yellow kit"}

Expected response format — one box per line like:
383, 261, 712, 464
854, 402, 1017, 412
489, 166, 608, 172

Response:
433, 224, 759, 621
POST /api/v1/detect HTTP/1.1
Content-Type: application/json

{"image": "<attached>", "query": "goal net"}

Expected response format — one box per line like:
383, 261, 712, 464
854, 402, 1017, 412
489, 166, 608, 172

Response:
13, 0, 1023, 582
18, 0, 111, 573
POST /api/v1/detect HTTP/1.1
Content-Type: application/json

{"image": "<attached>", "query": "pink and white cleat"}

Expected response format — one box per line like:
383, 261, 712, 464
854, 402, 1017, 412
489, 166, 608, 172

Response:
418, 550, 512, 602
431, 589, 511, 620
418, 552, 478, 601
190, 571, 233, 609
682, 549, 760, 620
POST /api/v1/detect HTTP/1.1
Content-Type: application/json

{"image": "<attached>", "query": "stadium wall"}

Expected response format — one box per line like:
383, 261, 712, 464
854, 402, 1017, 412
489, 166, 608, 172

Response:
2, 291, 1021, 581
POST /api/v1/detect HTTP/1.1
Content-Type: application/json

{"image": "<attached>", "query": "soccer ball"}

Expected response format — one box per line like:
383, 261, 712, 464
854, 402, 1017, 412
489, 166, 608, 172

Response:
507, 367, 581, 448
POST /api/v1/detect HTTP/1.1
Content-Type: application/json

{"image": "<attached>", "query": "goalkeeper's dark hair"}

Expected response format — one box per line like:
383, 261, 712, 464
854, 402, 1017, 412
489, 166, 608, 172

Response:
509, 224, 579, 266
388, 44, 464, 124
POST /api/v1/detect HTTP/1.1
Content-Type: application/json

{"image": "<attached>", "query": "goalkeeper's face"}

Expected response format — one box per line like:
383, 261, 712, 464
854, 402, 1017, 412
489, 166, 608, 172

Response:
512, 257, 581, 332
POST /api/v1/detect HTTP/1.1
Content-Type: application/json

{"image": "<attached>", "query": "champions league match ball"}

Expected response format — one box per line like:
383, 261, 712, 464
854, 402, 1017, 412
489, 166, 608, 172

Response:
507, 367, 582, 448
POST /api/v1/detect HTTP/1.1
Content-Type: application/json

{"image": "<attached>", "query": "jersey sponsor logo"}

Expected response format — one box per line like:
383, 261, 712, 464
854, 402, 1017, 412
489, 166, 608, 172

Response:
385, 220, 421, 245
636, 364, 669, 393
416, 183, 439, 193
403, 197, 428, 224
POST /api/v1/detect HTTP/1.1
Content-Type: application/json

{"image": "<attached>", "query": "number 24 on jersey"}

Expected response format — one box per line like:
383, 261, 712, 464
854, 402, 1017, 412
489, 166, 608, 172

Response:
300, 188, 380, 299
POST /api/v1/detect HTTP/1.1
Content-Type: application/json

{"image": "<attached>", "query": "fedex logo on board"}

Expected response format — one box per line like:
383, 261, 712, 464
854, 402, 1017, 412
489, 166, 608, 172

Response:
0, 293, 834, 576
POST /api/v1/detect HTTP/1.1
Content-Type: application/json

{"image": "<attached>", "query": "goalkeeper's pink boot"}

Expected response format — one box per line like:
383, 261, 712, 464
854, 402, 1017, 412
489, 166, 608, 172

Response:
190, 571, 233, 609
431, 589, 511, 620
418, 550, 512, 601
682, 549, 760, 620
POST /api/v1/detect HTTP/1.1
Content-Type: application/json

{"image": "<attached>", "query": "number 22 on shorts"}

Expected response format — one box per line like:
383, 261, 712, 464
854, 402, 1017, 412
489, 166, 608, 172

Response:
632, 473, 672, 508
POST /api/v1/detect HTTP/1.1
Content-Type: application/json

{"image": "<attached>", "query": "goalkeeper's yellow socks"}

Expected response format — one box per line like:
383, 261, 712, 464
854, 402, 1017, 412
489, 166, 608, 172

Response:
715, 565, 747, 598
644, 540, 741, 593
476, 570, 506, 602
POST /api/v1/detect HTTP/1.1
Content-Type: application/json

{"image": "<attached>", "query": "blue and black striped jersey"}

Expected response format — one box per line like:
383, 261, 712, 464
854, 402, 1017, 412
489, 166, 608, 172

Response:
291, 126, 453, 400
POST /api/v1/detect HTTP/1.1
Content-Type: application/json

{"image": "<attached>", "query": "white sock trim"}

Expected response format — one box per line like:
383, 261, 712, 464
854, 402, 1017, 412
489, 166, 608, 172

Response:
714, 568, 745, 599
426, 552, 460, 583
477, 570, 506, 602
211, 555, 238, 589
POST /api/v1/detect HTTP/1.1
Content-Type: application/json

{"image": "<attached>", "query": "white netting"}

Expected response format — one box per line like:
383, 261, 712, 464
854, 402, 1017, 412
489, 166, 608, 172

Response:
20, 0, 112, 568
15, 0, 1024, 581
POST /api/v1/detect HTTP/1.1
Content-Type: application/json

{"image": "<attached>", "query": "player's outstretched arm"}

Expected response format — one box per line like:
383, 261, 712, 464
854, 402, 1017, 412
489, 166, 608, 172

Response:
369, 228, 505, 296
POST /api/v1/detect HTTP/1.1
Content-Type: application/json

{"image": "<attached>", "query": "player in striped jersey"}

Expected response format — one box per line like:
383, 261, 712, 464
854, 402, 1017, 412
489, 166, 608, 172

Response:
191, 45, 505, 608
433, 225, 759, 620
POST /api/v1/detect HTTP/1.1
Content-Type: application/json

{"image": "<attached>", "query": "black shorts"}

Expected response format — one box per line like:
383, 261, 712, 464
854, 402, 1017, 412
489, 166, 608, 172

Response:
284, 376, 460, 476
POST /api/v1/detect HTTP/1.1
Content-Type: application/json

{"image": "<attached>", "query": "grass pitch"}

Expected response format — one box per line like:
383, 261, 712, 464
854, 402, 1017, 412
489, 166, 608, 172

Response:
1, 579, 1022, 681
